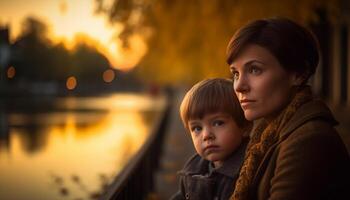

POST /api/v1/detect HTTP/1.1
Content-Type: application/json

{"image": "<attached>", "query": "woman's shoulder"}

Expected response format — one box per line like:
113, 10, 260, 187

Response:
278, 99, 349, 156
279, 99, 338, 140
277, 100, 350, 160
283, 118, 341, 147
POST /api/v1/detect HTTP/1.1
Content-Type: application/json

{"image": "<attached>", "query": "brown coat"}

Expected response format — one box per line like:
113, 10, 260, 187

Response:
251, 100, 350, 200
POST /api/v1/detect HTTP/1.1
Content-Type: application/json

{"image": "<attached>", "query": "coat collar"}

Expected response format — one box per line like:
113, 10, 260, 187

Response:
179, 138, 248, 178
214, 138, 248, 178
279, 100, 338, 141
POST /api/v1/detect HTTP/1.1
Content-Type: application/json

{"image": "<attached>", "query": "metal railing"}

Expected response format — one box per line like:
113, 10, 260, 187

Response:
100, 91, 172, 200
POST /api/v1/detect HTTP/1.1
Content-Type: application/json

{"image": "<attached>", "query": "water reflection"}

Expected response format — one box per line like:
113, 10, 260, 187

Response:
0, 93, 165, 200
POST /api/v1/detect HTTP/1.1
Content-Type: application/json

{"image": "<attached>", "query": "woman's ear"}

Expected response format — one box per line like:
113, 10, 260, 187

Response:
291, 72, 309, 86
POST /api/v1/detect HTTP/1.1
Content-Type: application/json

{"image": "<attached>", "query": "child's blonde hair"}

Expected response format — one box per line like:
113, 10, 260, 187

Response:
180, 78, 251, 131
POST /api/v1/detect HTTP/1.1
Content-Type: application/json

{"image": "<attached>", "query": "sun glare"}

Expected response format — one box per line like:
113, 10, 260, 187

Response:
0, 0, 147, 71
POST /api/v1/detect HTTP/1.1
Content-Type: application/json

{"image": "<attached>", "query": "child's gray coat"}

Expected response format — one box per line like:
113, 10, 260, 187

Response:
171, 139, 248, 200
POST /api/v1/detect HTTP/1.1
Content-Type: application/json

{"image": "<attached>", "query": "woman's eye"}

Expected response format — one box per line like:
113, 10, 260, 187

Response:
249, 66, 262, 75
213, 120, 224, 126
231, 71, 239, 80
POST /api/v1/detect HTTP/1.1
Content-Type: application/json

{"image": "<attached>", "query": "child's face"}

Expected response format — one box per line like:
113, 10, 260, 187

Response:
188, 112, 244, 168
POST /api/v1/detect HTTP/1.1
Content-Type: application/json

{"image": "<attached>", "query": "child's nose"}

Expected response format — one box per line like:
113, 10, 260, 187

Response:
203, 127, 215, 141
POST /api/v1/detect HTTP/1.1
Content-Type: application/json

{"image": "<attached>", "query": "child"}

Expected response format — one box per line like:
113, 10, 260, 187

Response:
171, 78, 252, 200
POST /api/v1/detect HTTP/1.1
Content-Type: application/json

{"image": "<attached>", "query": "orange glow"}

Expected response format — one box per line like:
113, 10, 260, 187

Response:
102, 34, 148, 71
59, 33, 147, 72
0, 94, 165, 199
7, 66, 15, 79
66, 76, 77, 90
103, 69, 115, 83
0, 0, 147, 71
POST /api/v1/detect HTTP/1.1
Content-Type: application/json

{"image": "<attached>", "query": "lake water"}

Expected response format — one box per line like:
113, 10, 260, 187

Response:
0, 93, 166, 200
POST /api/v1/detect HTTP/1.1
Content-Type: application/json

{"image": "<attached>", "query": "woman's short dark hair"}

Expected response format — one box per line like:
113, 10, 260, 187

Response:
226, 18, 320, 83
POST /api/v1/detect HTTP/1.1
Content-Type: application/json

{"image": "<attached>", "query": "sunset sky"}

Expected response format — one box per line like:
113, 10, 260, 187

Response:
0, 0, 147, 71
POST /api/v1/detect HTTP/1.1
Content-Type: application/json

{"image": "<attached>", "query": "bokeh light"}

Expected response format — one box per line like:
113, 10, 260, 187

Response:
102, 69, 115, 83
7, 66, 16, 79
66, 76, 77, 90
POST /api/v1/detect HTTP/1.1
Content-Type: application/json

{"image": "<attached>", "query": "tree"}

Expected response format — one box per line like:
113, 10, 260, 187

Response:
13, 17, 54, 81
95, 0, 340, 85
71, 41, 110, 82
12, 17, 111, 83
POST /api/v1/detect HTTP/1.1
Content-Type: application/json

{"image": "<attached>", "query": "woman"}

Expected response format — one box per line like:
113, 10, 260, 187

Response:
226, 18, 350, 200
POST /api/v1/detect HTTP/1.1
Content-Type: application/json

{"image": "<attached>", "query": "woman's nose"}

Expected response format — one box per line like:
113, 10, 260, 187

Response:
234, 75, 249, 94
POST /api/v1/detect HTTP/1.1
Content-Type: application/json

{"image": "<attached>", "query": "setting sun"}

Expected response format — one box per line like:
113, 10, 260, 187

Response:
0, 0, 147, 71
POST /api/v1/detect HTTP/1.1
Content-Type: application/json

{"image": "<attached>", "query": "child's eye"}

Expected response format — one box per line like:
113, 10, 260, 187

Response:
191, 126, 202, 133
249, 66, 262, 75
213, 120, 224, 127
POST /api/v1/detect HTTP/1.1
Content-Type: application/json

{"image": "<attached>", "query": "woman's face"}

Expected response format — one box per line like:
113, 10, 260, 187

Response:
230, 44, 297, 121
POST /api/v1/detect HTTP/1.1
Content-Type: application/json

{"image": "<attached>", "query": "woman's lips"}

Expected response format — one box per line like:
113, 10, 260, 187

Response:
240, 99, 256, 109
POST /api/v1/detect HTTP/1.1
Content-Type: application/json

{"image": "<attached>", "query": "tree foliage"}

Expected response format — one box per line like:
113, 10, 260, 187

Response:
12, 17, 111, 83
95, 0, 340, 85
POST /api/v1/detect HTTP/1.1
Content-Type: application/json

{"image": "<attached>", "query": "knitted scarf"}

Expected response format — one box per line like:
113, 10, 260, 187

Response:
230, 86, 313, 200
